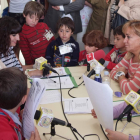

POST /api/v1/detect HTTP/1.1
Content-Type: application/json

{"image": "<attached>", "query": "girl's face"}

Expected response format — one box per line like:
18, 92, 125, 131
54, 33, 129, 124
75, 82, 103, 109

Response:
124, 28, 140, 54
84, 45, 98, 54
10, 34, 20, 47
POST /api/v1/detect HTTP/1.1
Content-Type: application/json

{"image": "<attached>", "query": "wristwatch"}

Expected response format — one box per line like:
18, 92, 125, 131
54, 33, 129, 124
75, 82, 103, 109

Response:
129, 134, 133, 140
114, 71, 125, 80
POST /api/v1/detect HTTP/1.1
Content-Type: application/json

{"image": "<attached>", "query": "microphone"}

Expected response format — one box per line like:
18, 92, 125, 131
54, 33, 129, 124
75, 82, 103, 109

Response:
34, 57, 57, 73
42, 63, 57, 74
94, 50, 106, 61
86, 50, 106, 62
78, 50, 105, 66
117, 89, 140, 121
34, 107, 71, 128
87, 63, 90, 72
87, 58, 105, 78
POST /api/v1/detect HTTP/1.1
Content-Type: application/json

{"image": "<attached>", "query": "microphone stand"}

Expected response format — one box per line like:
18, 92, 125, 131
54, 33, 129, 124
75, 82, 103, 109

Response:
43, 123, 71, 140
120, 112, 140, 132
42, 68, 56, 83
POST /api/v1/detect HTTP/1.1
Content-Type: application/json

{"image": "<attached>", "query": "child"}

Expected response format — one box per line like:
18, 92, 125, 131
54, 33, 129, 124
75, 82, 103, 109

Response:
19, 1, 55, 65
78, 30, 107, 66
0, 67, 41, 140
45, 17, 79, 67
104, 25, 126, 70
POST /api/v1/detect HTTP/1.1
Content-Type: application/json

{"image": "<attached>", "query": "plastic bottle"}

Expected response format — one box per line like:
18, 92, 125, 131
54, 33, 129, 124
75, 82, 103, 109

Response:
94, 66, 102, 83
102, 71, 111, 86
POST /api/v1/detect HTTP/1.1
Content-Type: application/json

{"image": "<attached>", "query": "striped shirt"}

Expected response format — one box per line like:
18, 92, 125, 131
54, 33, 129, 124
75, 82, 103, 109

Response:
110, 58, 140, 95
0, 47, 23, 71
19, 22, 55, 65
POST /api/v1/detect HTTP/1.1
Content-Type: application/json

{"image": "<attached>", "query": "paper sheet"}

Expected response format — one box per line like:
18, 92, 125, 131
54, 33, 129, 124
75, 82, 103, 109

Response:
40, 90, 65, 104
83, 75, 113, 130
42, 76, 74, 89
64, 97, 93, 114
48, 67, 68, 77
22, 79, 45, 139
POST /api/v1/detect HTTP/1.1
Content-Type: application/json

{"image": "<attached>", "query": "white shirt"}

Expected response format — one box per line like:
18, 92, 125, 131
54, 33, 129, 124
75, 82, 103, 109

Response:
9, 0, 31, 13
59, 0, 73, 21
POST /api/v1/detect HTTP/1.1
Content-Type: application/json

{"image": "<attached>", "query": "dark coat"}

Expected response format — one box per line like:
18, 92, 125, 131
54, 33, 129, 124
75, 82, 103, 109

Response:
45, 36, 79, 67
44, 0, 85, 34
86, 0, 109, 34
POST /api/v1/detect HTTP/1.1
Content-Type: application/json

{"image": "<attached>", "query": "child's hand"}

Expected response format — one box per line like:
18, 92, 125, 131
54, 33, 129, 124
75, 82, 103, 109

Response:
105, 129, 130, 140
91, 109, 97, 118
30, 127, 41, 140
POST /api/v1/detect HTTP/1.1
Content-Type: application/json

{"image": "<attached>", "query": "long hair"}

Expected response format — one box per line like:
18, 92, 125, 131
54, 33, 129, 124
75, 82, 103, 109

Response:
0, 16, 22, 57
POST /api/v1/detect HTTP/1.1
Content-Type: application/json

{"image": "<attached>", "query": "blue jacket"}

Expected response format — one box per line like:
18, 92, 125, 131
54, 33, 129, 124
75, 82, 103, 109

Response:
45, 36, 79, 67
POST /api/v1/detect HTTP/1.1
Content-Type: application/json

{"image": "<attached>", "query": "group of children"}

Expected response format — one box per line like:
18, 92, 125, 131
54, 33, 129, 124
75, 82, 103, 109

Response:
0, 1, 130, 140
18, 1, 126, 70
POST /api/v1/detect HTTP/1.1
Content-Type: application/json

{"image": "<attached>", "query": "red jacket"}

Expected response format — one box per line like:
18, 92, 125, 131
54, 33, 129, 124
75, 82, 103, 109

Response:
78, 50, 87, 66
0, 108, 23, 140
19, 22, 55, 65
105, 47, 126, 70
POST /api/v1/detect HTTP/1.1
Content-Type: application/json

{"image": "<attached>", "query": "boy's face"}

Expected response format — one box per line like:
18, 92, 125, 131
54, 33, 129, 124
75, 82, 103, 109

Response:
58, 25, 73, 43
23, 14, 39, 27
84, 45, 98, 54
114, 34, 125, 50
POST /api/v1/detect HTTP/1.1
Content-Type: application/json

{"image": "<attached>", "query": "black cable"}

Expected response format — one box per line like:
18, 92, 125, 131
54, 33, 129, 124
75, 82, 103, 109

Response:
71, 126, 84, 140
100, 124, 109, 140
68, 81, 84, 98
84, 134, 100, 140
57, 72, 101, 140
115, 119, 119, 131
57, 72, 78, 140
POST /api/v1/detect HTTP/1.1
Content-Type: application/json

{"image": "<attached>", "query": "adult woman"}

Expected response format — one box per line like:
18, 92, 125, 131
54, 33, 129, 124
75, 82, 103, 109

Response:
0, 16, 42, 77
91, 20, 140, 140
110, 20, 140, 95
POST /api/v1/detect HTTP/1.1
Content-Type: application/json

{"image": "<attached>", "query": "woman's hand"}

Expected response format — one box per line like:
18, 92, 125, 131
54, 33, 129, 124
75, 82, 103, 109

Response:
28, 70, 43, 77
91, 109, 97, 118
105, 129, 130, 140
22, 65, 33, 71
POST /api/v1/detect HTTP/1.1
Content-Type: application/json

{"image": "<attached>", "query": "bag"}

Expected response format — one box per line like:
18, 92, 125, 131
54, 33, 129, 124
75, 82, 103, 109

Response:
111, 9, 128, 30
